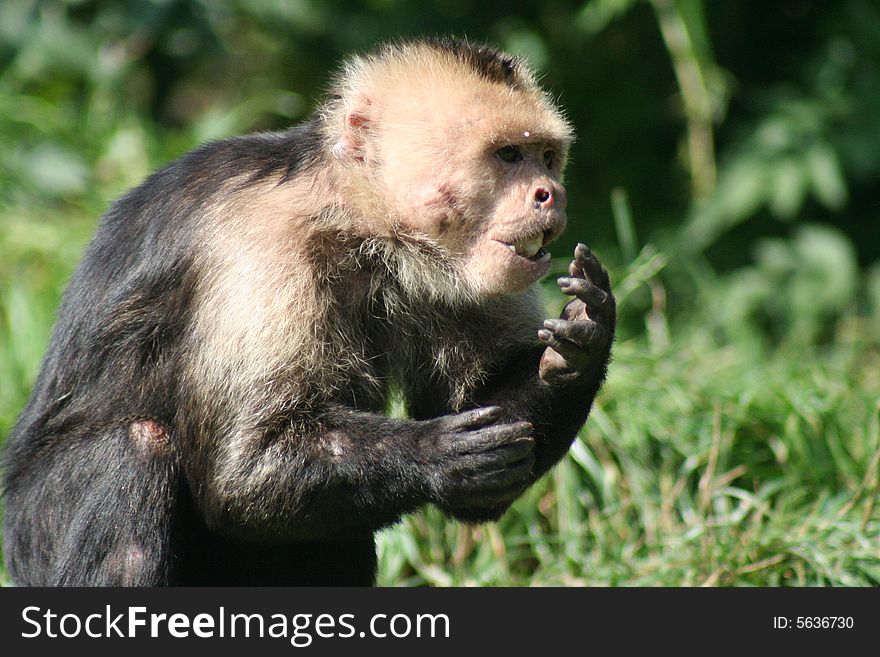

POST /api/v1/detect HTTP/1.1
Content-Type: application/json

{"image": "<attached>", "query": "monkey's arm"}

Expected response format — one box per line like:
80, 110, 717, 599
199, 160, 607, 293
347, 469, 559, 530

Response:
529, 244, 615, 475
188, 405, 534, 541
425, 245, 615, 521
495, 245, 614, 473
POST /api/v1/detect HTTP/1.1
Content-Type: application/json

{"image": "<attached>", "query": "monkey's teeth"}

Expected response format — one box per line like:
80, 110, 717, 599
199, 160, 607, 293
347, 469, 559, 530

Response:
511, 235, 544, 259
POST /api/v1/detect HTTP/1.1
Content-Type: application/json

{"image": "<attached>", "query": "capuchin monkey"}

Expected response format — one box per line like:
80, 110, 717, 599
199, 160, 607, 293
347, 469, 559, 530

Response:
2, 38, 615, 585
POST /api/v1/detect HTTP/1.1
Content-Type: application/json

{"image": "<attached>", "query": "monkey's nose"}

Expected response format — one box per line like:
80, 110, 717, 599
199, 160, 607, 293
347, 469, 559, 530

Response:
534, 187, 553, 208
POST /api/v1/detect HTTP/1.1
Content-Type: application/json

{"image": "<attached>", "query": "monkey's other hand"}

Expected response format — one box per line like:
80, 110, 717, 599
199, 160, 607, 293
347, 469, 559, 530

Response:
538, 244, 615, 384
417, 406, 535, 511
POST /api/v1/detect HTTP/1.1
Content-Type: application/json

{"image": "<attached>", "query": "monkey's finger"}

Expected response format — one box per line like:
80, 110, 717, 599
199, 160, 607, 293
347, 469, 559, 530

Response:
450, 440, 534, 482
556, 277, 612, 319
477, 453, 536, 488
542, 318, 605, 351
442, 406, 502, 431
538, 328, 589, 365
489, 437, 535, 464
456, 424, 534, 455
454, 453, 535, 496
574, 243, 612, 293
453, 444, 533, 477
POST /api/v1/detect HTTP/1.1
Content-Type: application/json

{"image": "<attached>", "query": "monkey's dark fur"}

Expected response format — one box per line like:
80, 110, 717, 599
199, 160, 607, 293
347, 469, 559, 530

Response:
2, 39, 615, 586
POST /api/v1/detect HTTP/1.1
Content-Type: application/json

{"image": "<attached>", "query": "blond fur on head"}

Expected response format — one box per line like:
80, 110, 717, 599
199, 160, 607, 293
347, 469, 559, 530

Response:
317, 38, 573, 303
322, 39, 572, 170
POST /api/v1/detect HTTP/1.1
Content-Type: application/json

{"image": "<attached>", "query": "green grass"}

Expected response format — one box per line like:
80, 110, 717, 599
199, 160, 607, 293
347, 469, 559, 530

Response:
377, 321, 880, 586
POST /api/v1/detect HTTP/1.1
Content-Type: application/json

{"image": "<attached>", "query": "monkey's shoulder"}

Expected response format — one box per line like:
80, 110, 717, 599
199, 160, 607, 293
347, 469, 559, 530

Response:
96, 122, 322, 232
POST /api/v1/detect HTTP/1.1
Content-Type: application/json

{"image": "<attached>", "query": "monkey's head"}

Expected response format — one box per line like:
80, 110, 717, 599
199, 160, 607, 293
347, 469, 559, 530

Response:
326, 39, 573, 298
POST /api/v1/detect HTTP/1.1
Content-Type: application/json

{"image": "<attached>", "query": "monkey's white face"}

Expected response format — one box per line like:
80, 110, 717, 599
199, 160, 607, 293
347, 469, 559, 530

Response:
379, 136, 568, 297
332, 59, 573, 299
467, 141, 567, 295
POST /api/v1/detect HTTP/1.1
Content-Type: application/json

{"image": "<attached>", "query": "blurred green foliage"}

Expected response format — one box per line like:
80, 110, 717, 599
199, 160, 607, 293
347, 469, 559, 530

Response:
1, 0, 879, 586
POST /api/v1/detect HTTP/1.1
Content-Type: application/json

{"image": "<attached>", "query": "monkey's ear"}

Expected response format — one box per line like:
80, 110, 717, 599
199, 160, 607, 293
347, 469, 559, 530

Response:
332, 100, 373, 164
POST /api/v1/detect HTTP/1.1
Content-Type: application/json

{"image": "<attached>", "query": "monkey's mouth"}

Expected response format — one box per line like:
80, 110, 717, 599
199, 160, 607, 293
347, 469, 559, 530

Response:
496, 232, 551, 264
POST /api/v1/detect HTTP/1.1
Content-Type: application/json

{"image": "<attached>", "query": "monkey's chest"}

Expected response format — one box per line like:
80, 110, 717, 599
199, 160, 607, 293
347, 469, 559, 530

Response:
327, 329, 392, 413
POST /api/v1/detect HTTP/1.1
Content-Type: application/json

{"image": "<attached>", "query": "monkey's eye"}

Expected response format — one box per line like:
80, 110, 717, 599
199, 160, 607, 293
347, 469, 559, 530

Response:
496, 145, 523, 163
543, 150, 558, 170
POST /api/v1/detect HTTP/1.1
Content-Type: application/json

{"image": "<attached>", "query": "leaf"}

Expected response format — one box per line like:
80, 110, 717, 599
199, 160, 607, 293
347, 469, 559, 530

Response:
806, 143, 847, 210
19, 143, 88, 197
768, 157, 808, 219
576, 0, 640, 35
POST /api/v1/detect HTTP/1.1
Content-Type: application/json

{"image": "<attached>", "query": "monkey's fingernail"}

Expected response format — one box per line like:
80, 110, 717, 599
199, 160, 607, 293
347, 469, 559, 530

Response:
537, 329, 552, 341
468, 406, 499, 422
543, 319, 560, 330
557, 277, 572, 287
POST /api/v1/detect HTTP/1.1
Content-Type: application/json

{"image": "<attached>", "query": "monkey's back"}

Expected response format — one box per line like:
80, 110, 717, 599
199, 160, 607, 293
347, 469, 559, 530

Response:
1, 127, 336, 585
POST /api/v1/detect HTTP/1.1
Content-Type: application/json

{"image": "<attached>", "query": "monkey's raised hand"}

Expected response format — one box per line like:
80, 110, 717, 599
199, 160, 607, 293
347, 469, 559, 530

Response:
538, 244, 615, 384
417, 406, 535, 508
